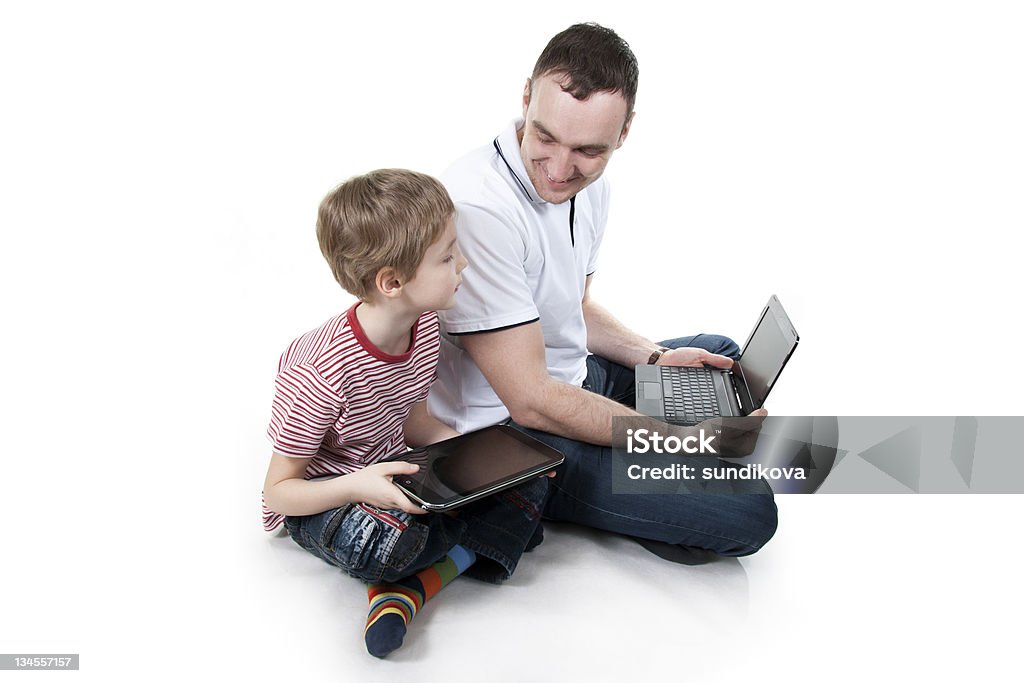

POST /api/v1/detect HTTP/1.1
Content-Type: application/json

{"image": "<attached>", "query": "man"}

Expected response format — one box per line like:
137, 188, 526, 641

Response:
428, 23, 777, 559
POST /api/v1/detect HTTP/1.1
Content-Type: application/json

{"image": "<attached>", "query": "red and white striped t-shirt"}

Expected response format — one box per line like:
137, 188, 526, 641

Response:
262, 303, 440, 532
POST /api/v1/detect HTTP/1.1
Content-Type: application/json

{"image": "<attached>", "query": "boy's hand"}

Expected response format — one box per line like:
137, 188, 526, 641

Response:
347, 462, 428, 515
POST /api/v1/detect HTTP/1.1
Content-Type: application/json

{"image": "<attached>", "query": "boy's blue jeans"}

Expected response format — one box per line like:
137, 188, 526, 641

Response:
509, 334, 779, 557
285, 475, 547, 585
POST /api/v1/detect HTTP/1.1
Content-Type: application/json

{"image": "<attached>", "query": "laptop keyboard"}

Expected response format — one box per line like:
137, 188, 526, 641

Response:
661, 366, 721, 423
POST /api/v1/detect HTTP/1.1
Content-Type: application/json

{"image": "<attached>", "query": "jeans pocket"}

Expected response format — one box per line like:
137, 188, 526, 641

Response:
321, 504, 428, 581
355, 503, 408, 531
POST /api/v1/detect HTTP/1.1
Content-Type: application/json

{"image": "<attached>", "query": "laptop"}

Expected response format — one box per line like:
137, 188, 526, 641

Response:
635, 295, 799, 425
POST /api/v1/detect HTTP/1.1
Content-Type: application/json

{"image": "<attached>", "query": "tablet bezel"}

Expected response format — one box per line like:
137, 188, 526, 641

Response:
384, 425, 564, 511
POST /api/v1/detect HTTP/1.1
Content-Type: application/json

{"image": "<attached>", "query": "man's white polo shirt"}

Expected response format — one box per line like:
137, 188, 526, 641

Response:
428, 119, 610, 432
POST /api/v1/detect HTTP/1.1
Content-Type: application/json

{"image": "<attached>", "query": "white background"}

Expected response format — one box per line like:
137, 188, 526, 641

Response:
2, 1, 1022, 681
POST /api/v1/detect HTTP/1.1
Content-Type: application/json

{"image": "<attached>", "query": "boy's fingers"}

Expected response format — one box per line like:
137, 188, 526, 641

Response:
391, 494, 428, 515
374, 461, 420, 476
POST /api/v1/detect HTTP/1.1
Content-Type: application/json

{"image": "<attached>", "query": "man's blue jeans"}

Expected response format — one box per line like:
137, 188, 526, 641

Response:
509, 334, 778, 557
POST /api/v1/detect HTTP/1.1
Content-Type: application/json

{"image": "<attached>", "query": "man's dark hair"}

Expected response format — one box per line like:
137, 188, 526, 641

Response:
531, 22, 639, 115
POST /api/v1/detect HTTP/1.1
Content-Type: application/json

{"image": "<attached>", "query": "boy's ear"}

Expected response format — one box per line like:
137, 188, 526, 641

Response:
373, 267, 404, 299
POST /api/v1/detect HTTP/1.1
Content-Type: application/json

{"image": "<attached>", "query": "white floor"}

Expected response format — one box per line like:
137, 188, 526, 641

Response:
226, 495, 1022, 681
5, 487, 1021, 681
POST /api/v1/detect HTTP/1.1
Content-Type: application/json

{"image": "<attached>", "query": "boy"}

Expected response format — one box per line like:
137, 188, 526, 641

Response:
261, 169, 547, 658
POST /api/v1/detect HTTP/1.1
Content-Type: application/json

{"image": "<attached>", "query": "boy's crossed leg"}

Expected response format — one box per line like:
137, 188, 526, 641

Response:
364, 544, 477, 658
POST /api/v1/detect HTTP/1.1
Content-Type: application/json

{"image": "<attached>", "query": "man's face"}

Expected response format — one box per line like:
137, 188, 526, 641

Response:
518, 73, 633, 204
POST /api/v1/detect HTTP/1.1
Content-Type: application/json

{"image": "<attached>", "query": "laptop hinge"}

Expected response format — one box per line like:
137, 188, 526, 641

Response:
731, 363, 757, 413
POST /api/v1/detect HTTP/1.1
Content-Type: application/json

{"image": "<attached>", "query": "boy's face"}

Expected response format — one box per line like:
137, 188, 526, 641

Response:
401, 216, 467, 312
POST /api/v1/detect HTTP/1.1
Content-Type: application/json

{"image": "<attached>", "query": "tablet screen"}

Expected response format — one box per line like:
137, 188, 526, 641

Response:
386, 426, 563, 508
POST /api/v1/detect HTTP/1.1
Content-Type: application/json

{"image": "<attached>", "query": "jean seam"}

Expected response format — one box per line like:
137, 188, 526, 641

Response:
321, 507, 347, 549
502, 489, 541, 520
383, 524, 428, 575
547, 479, 761, 551
459, 537, 514, 583
610, 389, 634, 404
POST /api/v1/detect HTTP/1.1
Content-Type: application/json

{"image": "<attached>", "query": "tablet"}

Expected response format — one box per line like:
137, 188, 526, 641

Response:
383, 425, 564, 511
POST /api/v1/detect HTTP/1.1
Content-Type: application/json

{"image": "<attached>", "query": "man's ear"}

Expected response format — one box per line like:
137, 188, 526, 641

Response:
617, 110, 636, 149
522, 78, 532, 119
373, 267, 404, 299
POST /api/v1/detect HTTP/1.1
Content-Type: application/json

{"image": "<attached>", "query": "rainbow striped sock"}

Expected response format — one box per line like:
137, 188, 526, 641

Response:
364, 545, 477, 658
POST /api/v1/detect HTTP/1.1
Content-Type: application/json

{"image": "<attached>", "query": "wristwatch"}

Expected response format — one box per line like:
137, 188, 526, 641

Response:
647, 347, 669, 365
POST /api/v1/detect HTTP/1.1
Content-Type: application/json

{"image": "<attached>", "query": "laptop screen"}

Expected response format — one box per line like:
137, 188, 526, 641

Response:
737, 297, 799, 409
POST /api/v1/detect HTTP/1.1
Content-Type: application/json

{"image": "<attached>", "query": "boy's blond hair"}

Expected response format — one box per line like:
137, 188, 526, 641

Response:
317, 169, 454, 301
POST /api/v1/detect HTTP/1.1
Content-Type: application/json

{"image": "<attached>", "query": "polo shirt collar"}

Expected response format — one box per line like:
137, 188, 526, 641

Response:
493, 119, 546, 204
